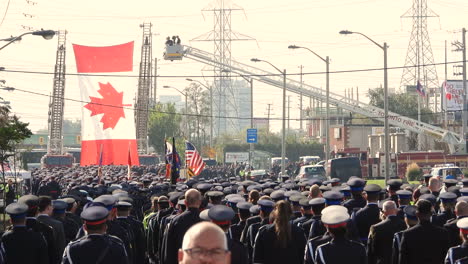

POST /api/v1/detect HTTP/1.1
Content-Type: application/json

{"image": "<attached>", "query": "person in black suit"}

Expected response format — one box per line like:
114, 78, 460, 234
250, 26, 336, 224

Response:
1, 203, 49, 264
445, 201, 468, 248
445, 217, 468, 264
306, 197, 326, 239
368, 200, 406, 264
353, 184, 382, 243
164, 189, 202, 264
115, 201, 146, 264
240, 205, 261, 244
62, 205, 129, 264
293, 198, 313, 236
37, 196, 67, 259
399, 199, 450, 264
253, 200, 307, 264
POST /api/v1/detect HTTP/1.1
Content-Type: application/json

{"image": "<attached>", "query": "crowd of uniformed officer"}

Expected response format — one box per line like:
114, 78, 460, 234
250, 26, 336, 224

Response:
0, 165, 468, 264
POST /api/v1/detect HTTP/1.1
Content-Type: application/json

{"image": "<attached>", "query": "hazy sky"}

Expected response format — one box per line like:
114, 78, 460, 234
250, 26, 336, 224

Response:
0, 0, 467, 133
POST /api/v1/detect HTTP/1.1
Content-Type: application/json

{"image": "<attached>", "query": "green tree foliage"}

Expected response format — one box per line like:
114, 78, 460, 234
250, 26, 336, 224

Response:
0, 106, 32, 166
368, 87, 434, 123
148, 103, 182, 154
185, 83, 211, 147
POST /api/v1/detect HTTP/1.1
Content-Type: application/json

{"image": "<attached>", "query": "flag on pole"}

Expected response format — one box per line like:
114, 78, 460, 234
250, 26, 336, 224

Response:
416, 80, 426, 97
185, 141, 205, 177
171, 137, 181, 184
73, 41, 139, 166
165, 140, 173, 178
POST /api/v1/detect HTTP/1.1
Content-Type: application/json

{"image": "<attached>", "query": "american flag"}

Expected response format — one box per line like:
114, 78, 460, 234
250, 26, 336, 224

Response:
416, 80, 426, 97
185, 141, 205, 176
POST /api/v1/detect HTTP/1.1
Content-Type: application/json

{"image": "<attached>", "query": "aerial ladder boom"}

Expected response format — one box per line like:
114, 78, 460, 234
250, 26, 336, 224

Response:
164, 44, 464, 153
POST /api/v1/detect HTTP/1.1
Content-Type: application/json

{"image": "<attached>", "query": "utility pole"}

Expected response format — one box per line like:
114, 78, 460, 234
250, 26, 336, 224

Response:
153, 58, 158, 107
287, 95, 291, 131
444, 40, 447, 128
266, 103, 272, 134
463, 28, 467, 152
299, 65, 304, 131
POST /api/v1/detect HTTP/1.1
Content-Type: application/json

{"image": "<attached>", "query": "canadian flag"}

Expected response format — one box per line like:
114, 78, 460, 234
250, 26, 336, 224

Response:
73, 42, 140, 166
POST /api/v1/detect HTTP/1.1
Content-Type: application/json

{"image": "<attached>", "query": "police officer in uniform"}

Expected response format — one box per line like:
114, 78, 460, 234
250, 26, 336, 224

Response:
445, 217, 468, 264
367, 200, 406, 264
115, 200, 146, 264
392, 205, 418, 264
314, 205, 367, 264
19, 194, 58, 264
445, 201, 468, 248
399, 199, 450, 264
1, 203, 49, 264
343, 178, 367, 214
230, 201, 252, 242
353, 184, 382, 243
52, 200, 80, 244
62, 205, 129, 264
432, 192, 457, 227
245, 199, 274, 261
207, 205, 248, 264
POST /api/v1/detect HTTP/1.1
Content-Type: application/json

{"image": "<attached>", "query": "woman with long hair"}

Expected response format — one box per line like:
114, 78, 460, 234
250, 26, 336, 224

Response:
252, 200, 307, 264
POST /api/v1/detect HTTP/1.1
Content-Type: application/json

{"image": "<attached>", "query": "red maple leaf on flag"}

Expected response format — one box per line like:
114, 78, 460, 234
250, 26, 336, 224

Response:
84, 82, 127, 129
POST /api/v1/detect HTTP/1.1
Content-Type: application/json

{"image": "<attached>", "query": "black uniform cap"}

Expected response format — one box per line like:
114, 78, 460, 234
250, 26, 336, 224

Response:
52, 200, 68, 213
270, 190, 285, 201
323, 191, 344, 205
81, 206, 109, 225
237, 201, 253, 211
289, 194, 305, 206
208, 205, 235, 225
249, 205, 260, 215
419, 193, 437, 205
299, 198, 312, 209
309, 197, 326, 206
116, 201, 132, 209
347, 178, 366, 191
396, 190, 412, 199
206, 191, 224, 198
439, 191, 457, 203
387, 179, 403, 190
364, 184, 381, 194
94, 195, 117, 211
403, 205, 417, 220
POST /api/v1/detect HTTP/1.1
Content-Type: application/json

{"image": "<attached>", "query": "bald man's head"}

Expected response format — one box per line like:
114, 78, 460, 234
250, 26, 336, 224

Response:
455, 201, 468, 217
185, 189, 202, 208
428, 177, 441, 192
179, 222, 231, 264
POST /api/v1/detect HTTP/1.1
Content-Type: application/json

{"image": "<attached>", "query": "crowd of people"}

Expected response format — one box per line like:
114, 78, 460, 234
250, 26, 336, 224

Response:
0, 164, 467, 264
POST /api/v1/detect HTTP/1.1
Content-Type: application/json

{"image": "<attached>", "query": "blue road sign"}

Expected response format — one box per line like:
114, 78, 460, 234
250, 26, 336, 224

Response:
247, 128, 258, 143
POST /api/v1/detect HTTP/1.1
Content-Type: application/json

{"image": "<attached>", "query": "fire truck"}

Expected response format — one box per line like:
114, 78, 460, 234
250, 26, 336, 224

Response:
333, 148, 468, 179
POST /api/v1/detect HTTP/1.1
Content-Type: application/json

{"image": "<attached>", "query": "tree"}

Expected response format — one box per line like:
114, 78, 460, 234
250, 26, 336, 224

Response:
36, 119, 81, 135
185, 83, 211, 147
148, 103, 182, 154
0, 106, 32, 167
368, 87, 434, 149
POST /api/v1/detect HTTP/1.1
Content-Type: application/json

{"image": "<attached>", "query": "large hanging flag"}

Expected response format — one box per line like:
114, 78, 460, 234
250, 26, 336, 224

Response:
171, 137, 181, 184
416, 80, 426, 97
185, 141, 205, 177
165, 140, 173, 178
73, 42, 139, 166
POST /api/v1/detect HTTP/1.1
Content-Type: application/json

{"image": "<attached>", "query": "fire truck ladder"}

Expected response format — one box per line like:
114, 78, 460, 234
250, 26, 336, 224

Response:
167, 45, 464, 153
135, 23, 153, 154
47, 30, 67, 155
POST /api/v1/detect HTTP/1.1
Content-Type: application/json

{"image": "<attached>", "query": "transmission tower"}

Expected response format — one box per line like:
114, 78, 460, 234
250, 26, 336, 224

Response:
400, 0, 439, 111
47, 30, 67, 155
192, 0, 255, 137
135, 23, 152, 154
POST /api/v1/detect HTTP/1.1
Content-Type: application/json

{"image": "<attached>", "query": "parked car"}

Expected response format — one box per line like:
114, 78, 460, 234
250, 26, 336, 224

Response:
248, 169, 268, 181
297, 165, 327, 181
430, 164, 463, 180
299, 156, 321, 165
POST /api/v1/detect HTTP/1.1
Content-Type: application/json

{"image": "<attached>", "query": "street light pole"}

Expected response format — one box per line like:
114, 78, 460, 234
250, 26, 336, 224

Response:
462, 28, 467, 152
340, 30, 391, 182
186, 78, 213, 147
0, 29, 56, 51
163, 85, 189, 140
251, 58, 287, 176
288, 45, 330, 166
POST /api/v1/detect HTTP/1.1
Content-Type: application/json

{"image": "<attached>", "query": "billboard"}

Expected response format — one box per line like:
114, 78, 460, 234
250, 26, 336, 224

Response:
225, 152, 249, 163
443, 80, 464, 111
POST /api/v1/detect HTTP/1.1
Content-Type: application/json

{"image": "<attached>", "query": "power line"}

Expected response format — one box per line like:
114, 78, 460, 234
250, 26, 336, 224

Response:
11, 87, 464, 122
0, 60, 465, 78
